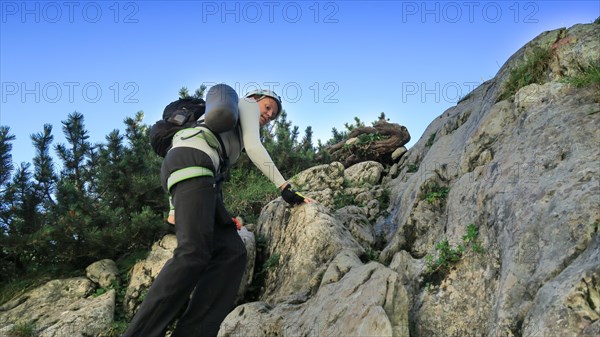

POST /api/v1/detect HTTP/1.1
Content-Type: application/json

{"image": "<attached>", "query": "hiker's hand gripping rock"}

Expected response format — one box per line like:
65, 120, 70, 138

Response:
281, 183, 315, 206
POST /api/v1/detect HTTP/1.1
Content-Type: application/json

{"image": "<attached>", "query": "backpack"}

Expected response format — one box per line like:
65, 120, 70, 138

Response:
149, 97, 206, 157
149, 84, 240, 158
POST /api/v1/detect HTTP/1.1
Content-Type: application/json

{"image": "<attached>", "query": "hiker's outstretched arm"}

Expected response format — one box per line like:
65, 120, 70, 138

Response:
239, 98, 287, 188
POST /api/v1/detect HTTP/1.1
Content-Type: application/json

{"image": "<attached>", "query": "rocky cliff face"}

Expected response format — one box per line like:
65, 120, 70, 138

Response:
222, 21, 600, 336
1, 22, 598, 337
377, 22, 599, 336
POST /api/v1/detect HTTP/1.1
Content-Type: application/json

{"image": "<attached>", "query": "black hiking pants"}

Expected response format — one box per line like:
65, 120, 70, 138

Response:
123, 148, 247, 337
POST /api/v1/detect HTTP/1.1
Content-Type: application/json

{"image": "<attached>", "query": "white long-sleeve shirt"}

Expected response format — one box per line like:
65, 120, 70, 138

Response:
171, 96, 287, 188
237, 97, 287, 188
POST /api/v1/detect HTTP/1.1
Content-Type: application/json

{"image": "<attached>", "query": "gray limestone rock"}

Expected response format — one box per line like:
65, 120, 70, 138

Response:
86, 259, 119, 288
392, 146, 408, 162
344, 161, 385, 186
220, 256, 409, 337
380, 22, 600, 336
256, 202, 363, 303
0, 278, 114, 337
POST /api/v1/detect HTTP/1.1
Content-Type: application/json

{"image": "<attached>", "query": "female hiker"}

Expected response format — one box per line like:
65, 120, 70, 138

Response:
122, 86, 314, 337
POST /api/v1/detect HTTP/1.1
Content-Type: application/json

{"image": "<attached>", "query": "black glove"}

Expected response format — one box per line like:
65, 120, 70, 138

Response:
281, 184, 306, 206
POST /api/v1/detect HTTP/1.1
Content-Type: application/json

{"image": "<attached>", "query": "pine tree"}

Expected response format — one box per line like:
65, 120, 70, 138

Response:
299, 126, 315, 162
52, 112, 98, 267
0, 126, 15, 230
0, 127, 51, 277
93, 112, 165, 254
31, 124, 57, 209
179, 85, 206, 99
178, 86, 190, 99
120, 111, 166, 239
122, 111, 165, 213
0, 126, 14, 188
344, 116, 365, 132
0, 126, 16, 279
1, 163, 41, 272
96, 129, 126, 213
376, 112, 389, 123
194, 84, 207, 99
55, 112, 93, 193
257, 111, 318, 178
327, 127, 346, 146
9, 164, 36, 235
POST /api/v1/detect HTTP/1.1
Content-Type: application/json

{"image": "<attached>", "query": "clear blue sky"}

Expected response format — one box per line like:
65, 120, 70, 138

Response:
1, 0, 598, 168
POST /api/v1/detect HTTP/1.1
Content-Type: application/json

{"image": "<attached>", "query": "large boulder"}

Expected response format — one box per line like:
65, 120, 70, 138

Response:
0, 277, 114, 337
86, 259, 119, 288
288, 162, 345, 210
220, 252, 410, 337
289, 161, 345, 192
290, 160, 389, 224
328, 120, 411, 167
344, 161, 384, 186
256, 201, 363, 303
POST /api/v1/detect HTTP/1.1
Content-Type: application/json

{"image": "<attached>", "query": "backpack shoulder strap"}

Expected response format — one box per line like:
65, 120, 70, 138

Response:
197, 123, 230, 184
213, 130, 230, 183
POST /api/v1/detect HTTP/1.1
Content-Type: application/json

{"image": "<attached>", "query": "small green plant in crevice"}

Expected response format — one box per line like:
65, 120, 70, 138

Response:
243, 234, 268, 303
100, 321, 129, 337
425, 239, 462, 274
379, 188, 391, 214
335, 177, 361, 202
407, 163, 419, 173
497, 46, 552, 102
264, 252, 281, 271
355, 132, 388, 157
359, 247, 381, 263
255, 233, 267, 249
243, 236, 280, 303
9, 321, 36, 337
423, 223, 485, 281
340, 131, 388, 158
424, 282, 435, 293
357, 132, 383, 145
422, 183, 450, 204
562, 61, 600, 103
463, 223, 485, 254
92, 278, 125, 300
333, 192, 355, 210
562, 61, 600, 88
425, 133, 436, 147
341, 177, 360, 189
93, 286, 110, 298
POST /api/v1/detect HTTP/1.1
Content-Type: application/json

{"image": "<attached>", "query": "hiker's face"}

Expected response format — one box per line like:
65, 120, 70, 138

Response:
257, 97, 279, 126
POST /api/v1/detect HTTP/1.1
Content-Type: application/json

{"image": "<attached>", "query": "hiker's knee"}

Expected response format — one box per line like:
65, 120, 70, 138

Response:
173, 245, 212, 272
